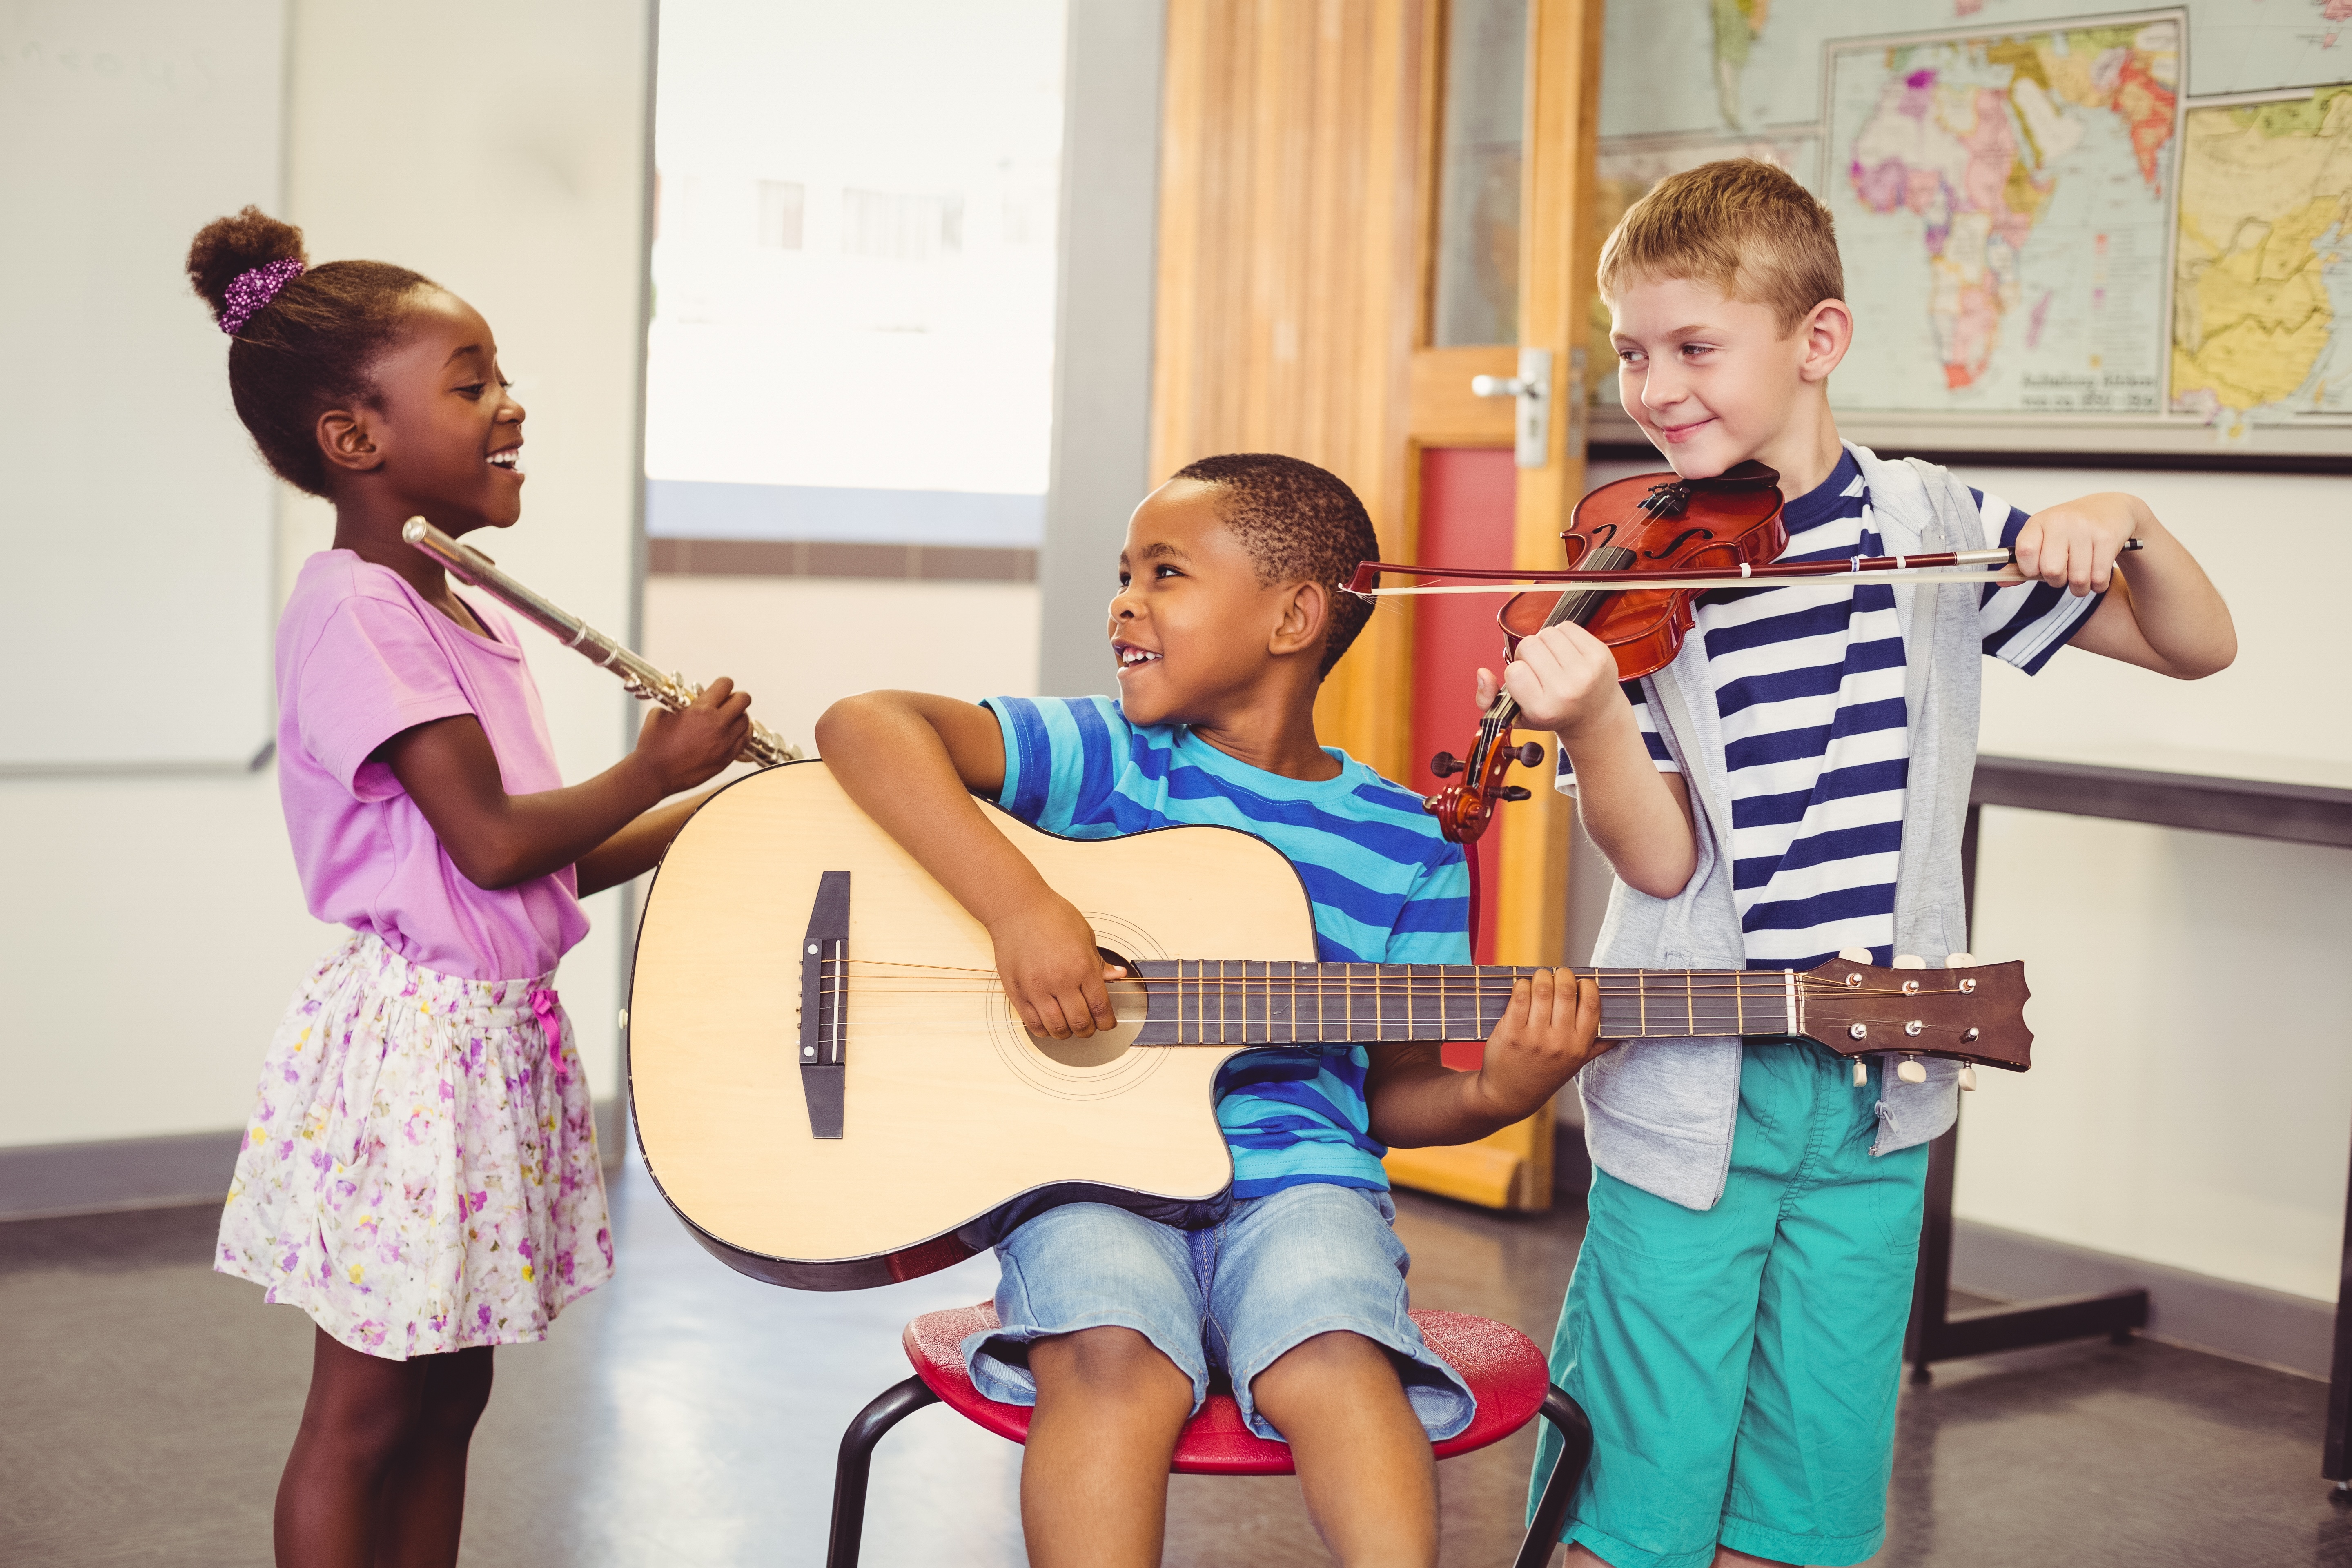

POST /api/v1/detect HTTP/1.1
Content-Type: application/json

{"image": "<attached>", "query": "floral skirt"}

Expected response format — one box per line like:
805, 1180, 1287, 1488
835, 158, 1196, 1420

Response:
216, 931, 613, 1359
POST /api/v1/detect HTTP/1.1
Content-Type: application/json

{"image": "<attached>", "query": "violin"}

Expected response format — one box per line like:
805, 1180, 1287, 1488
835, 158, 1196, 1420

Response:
1345, 460, 2139, 939
1413, 461, 1787, 857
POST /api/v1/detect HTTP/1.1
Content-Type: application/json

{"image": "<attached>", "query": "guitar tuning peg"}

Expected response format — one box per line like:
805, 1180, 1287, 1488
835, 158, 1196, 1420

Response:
1944, 951, 1979, 968
1958, 1063, 1977, 1091
1852, 1060, 1868, 1087
1896, 1056, 1928, 1084
1892, 954, 1927, 970
1838, 947, 1873, 964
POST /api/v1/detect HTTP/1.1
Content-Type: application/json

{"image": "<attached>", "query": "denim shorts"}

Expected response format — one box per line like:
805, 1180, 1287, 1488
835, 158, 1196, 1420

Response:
964, 1182, 1476, 1443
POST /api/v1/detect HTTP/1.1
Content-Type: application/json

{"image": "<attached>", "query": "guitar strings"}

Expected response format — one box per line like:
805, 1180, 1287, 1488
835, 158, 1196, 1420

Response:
824, 959, 1914, 992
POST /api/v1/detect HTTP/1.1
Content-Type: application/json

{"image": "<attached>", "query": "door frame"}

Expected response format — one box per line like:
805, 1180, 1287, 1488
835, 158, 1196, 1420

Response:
1380, 0, 1606, 1210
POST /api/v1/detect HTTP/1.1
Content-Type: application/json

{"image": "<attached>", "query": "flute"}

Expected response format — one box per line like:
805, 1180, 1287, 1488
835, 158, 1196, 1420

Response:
403, 517, 804, 766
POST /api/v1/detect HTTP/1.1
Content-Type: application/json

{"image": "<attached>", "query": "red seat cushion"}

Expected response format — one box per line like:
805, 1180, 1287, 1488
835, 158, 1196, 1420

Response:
902, 1304, 1552, 1477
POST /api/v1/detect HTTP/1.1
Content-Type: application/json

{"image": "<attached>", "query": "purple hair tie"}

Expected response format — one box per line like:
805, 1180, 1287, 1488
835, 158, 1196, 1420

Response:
218, 257, 305, 335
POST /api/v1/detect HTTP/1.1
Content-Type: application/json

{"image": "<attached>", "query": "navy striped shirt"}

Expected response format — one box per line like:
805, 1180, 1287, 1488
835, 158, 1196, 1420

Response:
1557, 452, 2100, 970
986, 696, 1471, 1196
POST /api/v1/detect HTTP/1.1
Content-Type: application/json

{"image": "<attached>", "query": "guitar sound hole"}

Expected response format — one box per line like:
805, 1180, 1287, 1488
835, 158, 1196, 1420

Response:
1028, 947, 1148, 1068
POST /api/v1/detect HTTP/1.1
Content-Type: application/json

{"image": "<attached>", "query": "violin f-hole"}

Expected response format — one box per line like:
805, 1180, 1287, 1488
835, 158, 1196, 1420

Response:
1642, 527, 1715, 560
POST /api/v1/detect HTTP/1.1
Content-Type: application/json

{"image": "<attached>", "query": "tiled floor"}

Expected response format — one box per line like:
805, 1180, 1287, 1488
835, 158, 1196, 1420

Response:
4, 1155, 2348, 1567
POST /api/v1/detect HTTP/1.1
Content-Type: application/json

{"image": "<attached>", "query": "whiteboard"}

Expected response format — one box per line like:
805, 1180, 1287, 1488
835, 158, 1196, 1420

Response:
0, 0, 285, 771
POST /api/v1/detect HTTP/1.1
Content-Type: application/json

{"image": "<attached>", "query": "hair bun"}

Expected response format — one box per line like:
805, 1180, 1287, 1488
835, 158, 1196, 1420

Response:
187, 207, 309, 323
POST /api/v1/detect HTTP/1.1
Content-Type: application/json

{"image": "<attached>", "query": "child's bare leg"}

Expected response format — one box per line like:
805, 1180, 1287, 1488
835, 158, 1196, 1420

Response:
275, 1328, 427, 1567
1022, 1326, 1195, 1568
371, 1346, 494, 1568
1250, 1330, 1437, 1568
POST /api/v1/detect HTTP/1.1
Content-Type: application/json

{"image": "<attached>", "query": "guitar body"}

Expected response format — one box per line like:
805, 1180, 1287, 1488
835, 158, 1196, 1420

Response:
628, 760, 1319, 1290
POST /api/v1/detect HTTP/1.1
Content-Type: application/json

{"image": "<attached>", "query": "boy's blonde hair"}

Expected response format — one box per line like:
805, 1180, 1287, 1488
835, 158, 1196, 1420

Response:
1597, 159, 1843, 333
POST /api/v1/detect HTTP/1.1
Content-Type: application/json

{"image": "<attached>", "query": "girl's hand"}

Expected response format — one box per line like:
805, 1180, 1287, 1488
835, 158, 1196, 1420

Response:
631, 677, 752, 796
1479, 622, 1625, 739
987, 890, 1124, 1039
2013, 493, 2145, 597
1473, 969, 1608, 1122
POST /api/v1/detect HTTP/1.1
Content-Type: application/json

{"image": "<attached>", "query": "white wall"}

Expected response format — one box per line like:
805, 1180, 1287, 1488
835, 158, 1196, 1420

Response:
0, 0, 655, 1149
641, 578, 1042, 751
1951, 465, 2352, 1304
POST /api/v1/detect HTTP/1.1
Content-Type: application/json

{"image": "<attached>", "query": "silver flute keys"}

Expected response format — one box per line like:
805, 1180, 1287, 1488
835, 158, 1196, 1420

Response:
402, 518, 804, 766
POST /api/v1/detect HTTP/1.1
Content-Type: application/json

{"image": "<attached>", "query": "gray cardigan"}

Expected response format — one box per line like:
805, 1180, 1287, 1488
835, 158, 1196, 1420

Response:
1573, 443, 1984, 1211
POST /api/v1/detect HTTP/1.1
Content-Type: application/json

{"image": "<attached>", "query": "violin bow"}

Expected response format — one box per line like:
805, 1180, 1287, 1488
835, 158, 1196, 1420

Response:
1345, 539, 2142, 599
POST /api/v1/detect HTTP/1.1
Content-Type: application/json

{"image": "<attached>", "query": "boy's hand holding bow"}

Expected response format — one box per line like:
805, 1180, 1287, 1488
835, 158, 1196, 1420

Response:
2010, 492, 2144, 597
2017, 492, 2236, 679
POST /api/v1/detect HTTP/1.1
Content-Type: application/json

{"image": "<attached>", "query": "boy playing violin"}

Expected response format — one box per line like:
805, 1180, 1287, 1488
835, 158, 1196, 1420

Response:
1501, 159, 2234, 1568
817, 452, 1612, 1568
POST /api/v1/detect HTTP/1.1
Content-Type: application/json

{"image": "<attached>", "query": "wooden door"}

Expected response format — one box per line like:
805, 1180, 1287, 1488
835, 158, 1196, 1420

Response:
1151, 0, 1604, 1210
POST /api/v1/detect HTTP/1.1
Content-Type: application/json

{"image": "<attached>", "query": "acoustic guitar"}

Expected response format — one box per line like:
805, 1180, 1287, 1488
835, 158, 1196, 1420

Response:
627, 761, 2031, 1291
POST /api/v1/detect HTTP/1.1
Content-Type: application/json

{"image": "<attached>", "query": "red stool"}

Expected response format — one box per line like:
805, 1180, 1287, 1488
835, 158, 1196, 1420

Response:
825, 1303, 1592, 1567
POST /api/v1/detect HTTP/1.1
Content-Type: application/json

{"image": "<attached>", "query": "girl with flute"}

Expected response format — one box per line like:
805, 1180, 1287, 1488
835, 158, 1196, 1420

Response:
191, 207, 753, 1568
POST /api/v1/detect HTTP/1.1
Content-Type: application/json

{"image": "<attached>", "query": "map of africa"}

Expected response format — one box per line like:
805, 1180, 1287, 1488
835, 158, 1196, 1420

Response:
1827, 19, 2181, 413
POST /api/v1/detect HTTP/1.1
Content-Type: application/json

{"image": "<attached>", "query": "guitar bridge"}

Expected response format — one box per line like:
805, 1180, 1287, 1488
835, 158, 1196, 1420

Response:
798, 871, 850, 1139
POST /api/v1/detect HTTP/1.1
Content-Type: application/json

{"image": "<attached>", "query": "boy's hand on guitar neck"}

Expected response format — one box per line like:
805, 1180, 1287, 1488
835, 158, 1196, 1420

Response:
989, 889, 1126, 1041
1366, 969, 1612, 1151
1472, 969, 1608, 1124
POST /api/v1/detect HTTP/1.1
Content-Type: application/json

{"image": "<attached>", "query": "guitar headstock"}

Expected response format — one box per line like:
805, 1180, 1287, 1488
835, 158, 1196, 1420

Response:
1800, 951, 2032, 1077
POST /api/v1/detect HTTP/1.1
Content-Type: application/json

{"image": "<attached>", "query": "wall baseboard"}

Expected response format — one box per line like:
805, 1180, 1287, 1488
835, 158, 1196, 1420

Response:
1953, 1218, 2336, 1380
2, 1102, 629, 1223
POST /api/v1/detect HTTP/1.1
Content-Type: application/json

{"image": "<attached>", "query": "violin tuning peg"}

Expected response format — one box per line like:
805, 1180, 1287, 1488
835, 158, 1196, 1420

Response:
1838, 948, 1873, 965
1515, 740, 1546, 768
1852, 1060, 1869, 1087
1896, 1057, 1928, 1084
1892, 954, 1927, 970
1958, 1063, 1978, 1091
1430, 751, 1462, 780
1944, 951, 1979, 969
1500, 786, 1532, 802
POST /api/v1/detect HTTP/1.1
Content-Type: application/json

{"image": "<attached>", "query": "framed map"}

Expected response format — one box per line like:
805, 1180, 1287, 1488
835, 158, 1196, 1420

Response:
1589, 0, 2352, 459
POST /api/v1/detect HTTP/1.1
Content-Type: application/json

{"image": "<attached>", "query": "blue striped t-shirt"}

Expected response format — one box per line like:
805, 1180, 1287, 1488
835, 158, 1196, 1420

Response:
1557, 451, 2101, 970
985, 696, 1471, 1197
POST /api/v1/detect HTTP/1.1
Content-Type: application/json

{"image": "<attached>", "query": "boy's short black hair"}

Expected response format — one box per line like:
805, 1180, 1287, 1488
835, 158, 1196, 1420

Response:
1168, 452, 1378, 677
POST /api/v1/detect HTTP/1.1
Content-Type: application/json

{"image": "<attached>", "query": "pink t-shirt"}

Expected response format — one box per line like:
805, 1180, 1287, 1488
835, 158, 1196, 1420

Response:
276, 551, 591, 981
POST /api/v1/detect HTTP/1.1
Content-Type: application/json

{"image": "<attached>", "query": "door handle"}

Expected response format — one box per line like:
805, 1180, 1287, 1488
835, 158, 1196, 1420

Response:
1470, 373, 1542, 399
1471, 347, 1553, 469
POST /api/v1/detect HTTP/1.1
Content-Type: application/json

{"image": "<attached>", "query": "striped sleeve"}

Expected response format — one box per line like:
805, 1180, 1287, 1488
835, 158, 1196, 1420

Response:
1973, 488, 2104, 675
1383, 849, 1472, 963
982, 695, 1129, 834
1554, 679, 1680, 796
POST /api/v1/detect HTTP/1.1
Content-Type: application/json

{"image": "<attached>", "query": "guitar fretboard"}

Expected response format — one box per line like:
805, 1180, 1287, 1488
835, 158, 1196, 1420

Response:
1128, 960, 1803, 1046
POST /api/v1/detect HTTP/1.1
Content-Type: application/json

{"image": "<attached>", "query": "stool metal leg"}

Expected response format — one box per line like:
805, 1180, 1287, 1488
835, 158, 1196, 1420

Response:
825, 1375, 942, 1568
1514, 1385, 1594, 1568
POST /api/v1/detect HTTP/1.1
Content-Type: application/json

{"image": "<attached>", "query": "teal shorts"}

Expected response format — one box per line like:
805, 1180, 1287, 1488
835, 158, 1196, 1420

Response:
1532, 1041, 1929, 1568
